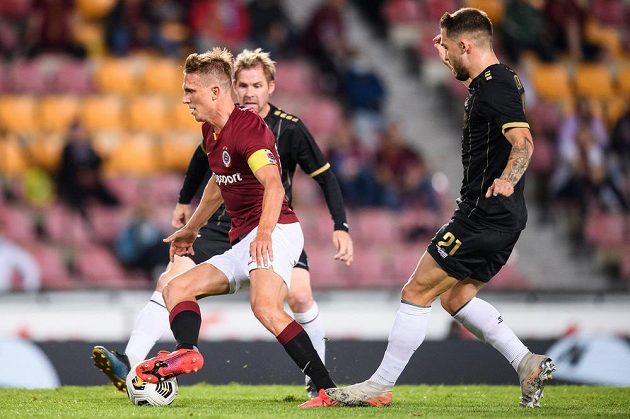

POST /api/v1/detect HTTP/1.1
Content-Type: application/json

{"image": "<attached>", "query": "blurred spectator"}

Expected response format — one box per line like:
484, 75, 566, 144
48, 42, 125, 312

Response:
342, 48, 386, 114
610, 103, 630, 175
544, 0, 602, 62
375, 121, 439, 209
300, 0, 350, 94
552, 98, 628, 229
115, 200, 168, 281
189, 0, 251, 52
0, 225, 41, 293
25, 0, 86, 58
0, 0, 32, 59
328, 119, 380, 207
55, 120, 119, 221
500, 0, 555, 64
247, 0, 297, 58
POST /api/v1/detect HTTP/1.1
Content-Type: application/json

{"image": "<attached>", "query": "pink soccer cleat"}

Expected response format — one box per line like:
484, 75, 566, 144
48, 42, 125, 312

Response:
135, 348, 204, 383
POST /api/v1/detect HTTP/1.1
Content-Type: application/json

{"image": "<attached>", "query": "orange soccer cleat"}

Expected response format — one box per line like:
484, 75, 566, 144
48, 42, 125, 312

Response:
297, 389, 338, 408
135, 348, 204, 383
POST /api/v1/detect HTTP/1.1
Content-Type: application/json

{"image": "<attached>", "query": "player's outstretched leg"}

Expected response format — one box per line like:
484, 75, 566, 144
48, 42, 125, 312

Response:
517, 352, 555, 408
91, 346, 131, 391
135, 348, 204, 383
325, 380, 393, 407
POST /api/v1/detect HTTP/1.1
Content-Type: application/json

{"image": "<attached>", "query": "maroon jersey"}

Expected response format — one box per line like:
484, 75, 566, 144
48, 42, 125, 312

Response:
203, 105, 298, 242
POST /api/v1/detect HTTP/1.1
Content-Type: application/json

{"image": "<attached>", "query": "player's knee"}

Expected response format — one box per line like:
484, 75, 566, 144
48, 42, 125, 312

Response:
287, 289, 313, 312
440, 295, 459, 315
251, 300, 282, 329
155, 271, 171, 292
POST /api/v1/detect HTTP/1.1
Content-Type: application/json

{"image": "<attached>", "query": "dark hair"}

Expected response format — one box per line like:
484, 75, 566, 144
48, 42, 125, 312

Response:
440, 8, 492, 40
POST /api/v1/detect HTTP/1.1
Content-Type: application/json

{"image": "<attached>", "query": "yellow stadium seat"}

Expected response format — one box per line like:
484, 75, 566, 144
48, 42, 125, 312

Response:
40, 95, 81, 133
80, 95, 125, 132
104, 132, 160, 175
173, 101, 202, 132
574, 63, 614, 99
94, 58, 139, 95
618, 65, 630, 96
0, 95, 38, 133
159, 132, 200, 171
128, 95, 171, 133
463, 0, 504, 24
26, 132, 64, 171
142, 58, 183, 95
0, 134, 28, 174
531, 63, 572, 102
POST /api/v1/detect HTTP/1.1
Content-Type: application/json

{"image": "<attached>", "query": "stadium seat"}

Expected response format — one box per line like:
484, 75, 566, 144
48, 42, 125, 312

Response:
148, 172, 185, 204
25, 243, 77, 290
274, 60, 315, 95
584, 212, 625, 249
0, 134, 28, 174
89, 205, 126, 243
51, 59, 93, 94
103, 176, 142, 206
485, 263, 530, 290
462, 0, 504, 24
75, 0, 116, 19
390, 243, 425, 280
158, 131, 199, 172
75, 244, 128, 288
128, 95, 171, 133
0, 95, 38, 133
172, 100, 202, 131
574, 63, 614, 100
39, 95, 81, 133
6, 60, 49, 94
0, 204, 35, 244
80, 95, 125, 132
300, 97, 342, 141
142, 58, 183, 95
617, 64, 630, 96
44, 204, 92, 245
94, 57, 139, 96
26, 132, 64, 171
354, 209, 400, 244
531, 63, 572, 102
305, 243, 351, 288
350, 246, 393, 288
423, 0, 458, 21
382, 0, 423, 49
104, 132, 160, 175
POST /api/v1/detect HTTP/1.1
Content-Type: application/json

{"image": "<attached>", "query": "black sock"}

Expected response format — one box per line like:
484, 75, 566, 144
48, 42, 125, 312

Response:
277, 320, 335, 390
169, 301, 201, 350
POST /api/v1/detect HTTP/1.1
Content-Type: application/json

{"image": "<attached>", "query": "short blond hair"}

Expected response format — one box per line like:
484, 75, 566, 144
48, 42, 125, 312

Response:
233, 48, 276, 83
184, 47, 234, 87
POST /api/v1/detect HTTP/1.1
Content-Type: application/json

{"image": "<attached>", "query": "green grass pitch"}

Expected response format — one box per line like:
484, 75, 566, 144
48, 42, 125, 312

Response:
1, 384, 629, 418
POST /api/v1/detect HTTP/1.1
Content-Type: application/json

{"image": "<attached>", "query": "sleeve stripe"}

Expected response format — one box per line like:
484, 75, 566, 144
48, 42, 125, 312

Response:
502, 122, 530, 134
308, 162, 331, 177
247, 149, 277, 173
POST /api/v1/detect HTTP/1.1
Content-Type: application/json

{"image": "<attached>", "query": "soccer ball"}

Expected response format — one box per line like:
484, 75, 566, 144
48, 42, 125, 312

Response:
126, 368, 178, 406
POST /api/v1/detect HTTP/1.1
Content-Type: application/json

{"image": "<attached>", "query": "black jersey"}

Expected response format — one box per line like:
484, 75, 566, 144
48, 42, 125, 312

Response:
455, 64, 530, 232
178, 104, 349, 232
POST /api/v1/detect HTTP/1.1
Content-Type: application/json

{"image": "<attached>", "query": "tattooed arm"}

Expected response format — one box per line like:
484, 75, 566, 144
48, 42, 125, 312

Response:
485, 127, 534, 198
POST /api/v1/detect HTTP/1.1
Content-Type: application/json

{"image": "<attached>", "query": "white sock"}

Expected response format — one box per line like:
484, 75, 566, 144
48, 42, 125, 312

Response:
370, 301, 432, 387
453, 297, 529, 370
293, 302, 326, 365
125, 291, 171, 368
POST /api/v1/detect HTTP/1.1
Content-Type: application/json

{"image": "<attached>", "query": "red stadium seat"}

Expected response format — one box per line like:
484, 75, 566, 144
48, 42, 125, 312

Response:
306, 243, 352, 289
0, 205, 35, 244
274, 60, 316, 95
51, 59, 93, 94
6, 60, 49, 94
349, 246, 394, 288
300, 97, 342, 142
355, 209, 400, 244
584, 212, 625, 249
25, 243, 77, 290
75, 244, 128, 287
44, 204, 92, 245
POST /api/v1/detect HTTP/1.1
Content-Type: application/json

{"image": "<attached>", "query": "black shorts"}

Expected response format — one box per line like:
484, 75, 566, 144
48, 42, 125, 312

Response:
189, 221, 232, 265
294, 250, 309, 271
426, 216, 521, 282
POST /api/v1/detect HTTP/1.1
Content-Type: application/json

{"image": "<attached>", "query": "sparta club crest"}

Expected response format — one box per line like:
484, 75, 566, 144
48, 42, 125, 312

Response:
222, 148, 231, 167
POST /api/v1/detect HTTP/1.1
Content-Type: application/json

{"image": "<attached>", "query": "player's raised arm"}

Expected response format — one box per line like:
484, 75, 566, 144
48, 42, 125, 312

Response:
485, 126, 534, 198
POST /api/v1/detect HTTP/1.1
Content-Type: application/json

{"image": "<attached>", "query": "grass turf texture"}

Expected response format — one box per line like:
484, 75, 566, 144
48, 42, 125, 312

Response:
1, 384, 629, 418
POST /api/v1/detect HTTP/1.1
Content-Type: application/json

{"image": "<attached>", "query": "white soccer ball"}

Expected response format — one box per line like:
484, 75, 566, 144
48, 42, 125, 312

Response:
126, 368, 178, 406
